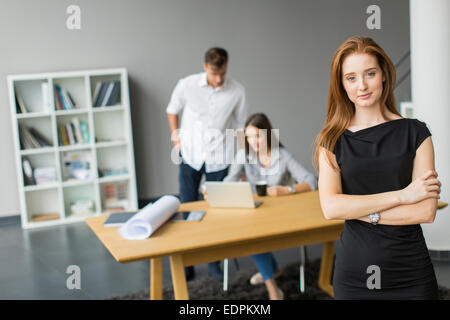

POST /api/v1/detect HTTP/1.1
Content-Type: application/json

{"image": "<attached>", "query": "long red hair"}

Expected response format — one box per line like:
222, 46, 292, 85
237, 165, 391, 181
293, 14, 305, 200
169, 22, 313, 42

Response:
313, 36, 401, 171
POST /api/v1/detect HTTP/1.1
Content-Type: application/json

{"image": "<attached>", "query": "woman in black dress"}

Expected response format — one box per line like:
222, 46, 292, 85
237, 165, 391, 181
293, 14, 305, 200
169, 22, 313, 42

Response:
313, 36, 442, 299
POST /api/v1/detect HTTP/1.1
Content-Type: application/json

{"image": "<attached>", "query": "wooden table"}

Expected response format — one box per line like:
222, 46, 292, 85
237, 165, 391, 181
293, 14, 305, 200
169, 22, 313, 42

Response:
85, 191, 448, 300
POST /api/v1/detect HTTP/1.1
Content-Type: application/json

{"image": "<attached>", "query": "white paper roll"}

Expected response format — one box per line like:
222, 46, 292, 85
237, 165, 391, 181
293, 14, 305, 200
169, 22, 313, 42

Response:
118, 195, 180, 240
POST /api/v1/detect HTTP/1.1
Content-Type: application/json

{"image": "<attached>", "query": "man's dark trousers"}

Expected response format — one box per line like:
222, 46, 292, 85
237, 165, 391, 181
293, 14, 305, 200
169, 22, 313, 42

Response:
179, 156, 228, 281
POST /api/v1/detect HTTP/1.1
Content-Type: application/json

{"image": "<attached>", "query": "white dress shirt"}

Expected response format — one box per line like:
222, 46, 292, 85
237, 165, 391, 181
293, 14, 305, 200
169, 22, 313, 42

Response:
166, 72, 248, 172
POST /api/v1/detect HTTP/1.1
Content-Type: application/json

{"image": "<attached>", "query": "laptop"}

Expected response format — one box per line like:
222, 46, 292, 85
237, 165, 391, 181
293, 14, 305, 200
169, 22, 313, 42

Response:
205, 181, 263, 208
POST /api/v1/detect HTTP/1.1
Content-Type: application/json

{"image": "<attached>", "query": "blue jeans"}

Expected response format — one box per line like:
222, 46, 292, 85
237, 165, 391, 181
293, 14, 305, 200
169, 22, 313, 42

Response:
252, 252, 279, 281
179, 156, 229, 271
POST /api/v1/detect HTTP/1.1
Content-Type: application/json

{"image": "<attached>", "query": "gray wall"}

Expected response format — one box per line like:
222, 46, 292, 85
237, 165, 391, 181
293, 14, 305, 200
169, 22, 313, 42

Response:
0, 0, 410, 217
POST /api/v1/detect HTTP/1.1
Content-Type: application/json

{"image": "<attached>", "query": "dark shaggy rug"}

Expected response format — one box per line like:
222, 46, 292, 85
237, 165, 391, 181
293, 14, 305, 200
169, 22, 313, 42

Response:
108, 259, 450, 300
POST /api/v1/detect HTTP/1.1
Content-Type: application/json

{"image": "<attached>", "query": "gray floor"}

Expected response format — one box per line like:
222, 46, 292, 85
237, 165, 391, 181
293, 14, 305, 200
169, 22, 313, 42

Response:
1, 216, 449, 300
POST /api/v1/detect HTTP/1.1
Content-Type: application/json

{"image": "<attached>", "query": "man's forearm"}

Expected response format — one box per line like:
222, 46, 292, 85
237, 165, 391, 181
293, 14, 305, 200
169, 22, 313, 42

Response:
167, 114, 179, 142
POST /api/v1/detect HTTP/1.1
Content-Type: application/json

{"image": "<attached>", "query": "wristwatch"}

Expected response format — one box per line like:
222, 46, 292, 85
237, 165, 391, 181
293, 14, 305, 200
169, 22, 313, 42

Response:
368, 212, 380, 225
287, 185, 295, 194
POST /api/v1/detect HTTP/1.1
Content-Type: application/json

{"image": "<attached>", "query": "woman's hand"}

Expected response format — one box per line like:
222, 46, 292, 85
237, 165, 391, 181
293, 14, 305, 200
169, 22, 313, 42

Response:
267, 185, 290, 197
399, 170, 441, 205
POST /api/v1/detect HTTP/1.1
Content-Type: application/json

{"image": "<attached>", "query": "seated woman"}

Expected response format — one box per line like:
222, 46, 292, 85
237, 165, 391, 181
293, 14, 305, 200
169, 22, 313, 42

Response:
203, 113, 317, 300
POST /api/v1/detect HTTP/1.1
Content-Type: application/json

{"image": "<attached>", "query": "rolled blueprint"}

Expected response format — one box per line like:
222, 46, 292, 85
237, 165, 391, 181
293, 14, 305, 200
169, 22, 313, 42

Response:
118, 195, 180, 240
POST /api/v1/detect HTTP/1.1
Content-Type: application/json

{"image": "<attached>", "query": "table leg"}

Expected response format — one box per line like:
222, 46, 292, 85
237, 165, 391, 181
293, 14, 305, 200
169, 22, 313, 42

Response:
169, 255, 189, 300
318, 241, 335, 298
150, 258, 163, 300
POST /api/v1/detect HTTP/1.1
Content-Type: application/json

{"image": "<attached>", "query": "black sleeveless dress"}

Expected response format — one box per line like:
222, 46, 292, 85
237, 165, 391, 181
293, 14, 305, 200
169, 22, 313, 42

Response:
332, 118, 438, 300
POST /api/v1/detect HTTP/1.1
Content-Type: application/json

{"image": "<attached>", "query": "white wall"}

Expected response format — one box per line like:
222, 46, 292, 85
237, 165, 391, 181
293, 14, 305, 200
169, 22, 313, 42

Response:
0, 0, 411, 217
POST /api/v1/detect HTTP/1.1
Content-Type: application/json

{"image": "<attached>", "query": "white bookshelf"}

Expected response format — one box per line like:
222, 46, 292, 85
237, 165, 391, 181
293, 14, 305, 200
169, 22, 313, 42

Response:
7, 68, 138, 229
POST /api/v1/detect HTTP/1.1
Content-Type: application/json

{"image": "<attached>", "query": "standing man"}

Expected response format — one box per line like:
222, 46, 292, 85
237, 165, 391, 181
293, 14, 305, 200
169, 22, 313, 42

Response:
166, 47, 248, 281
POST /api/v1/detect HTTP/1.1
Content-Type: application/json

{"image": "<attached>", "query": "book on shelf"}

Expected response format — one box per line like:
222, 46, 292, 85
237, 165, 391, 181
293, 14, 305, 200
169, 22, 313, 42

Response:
59, 118, 89, 146
99, 167, 128, 177
93, 81, 121, 107
28, 127, 52, 146
15, 89, 28, 114
41, 82, 51, 112
80, 121, 90, 143
31, 213, 60, 222
65, 123, 75, 145
54, 87, 64, 110
72, 118, 83, 143
19, 125, 52, 149
59, 125, 68, 146
34, 167, 57, 185
61, 151, 94, 181
55, 85, 76, 110
103, 182, 129, 212
70, 199, 95, 217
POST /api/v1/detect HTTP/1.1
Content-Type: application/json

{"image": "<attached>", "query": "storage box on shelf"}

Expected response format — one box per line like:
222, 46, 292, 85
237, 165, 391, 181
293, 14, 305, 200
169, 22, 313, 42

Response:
8, 68, 138, 229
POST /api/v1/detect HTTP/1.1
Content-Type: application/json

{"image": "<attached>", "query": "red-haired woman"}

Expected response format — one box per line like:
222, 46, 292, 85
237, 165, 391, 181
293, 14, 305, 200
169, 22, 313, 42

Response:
314, 36, 442, 299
